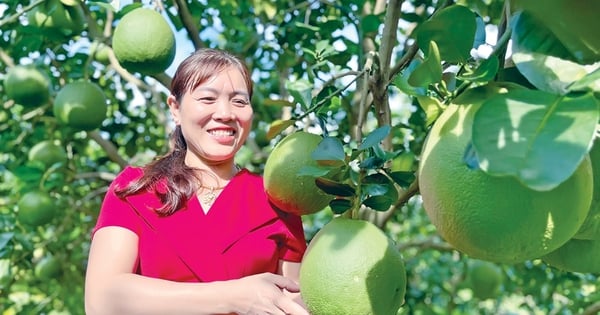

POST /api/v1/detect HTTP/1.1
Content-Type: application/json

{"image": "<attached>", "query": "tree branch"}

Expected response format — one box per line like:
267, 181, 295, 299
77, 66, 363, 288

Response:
87, 130, 128, 169
0, 0, 44, 28
172, 0, 203, 50
581, 301, 600, 315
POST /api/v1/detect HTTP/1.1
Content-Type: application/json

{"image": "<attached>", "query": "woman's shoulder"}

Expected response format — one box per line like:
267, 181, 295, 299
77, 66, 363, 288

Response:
111, 165, 145, 186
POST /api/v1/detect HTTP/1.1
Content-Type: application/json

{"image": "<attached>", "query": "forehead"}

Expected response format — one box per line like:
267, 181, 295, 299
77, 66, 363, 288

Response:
190, 66, 247, 90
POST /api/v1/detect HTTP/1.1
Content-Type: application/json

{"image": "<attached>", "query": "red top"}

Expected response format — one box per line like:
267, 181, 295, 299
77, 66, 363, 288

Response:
93, 166, 307, 283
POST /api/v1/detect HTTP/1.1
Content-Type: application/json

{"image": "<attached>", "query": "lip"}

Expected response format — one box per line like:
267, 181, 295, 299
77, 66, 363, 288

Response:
207, 126, 237, 143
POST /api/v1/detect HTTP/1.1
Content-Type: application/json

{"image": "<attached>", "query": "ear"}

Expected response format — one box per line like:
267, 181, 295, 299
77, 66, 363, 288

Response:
167, 95, 181, 125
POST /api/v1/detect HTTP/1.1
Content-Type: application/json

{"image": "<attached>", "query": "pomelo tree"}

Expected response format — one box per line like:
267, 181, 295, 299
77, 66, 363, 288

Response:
1, 0, 599, 314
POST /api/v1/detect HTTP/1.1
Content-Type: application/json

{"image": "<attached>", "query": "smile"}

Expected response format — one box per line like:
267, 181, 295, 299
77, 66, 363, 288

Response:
208, 129, 235, 136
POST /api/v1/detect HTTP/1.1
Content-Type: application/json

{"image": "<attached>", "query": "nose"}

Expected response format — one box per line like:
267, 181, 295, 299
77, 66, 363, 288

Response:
212, 99, 235, 121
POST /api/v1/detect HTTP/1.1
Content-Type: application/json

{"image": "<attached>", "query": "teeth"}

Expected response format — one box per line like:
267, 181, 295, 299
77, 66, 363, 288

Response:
209, 130, 234, 136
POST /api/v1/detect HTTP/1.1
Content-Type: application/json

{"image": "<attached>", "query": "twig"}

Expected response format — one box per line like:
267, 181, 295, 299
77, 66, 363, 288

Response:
580, 301, 600, 315
172, 0, 203, 50
398, 237, 455, 252
0, 0, 45, 28
86, 130, 128, 169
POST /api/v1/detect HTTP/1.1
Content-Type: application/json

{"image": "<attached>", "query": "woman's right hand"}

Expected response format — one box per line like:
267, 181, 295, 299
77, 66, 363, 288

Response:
229, 273, 310, 315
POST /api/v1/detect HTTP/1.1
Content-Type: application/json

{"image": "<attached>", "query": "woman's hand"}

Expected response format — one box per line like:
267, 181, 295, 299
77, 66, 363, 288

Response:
230, 273, 310, 315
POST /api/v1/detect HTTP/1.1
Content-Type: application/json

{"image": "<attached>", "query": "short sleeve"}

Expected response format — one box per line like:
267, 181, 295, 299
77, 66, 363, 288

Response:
278, 211, 307, 262
92, 167, 144, 238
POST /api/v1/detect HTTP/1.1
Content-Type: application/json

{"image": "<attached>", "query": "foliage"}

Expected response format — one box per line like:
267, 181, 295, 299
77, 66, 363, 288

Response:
0, 0, 598, 314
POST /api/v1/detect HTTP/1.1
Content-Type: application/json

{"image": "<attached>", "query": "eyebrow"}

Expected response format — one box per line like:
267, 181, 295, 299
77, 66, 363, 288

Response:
194, 87, 249, 98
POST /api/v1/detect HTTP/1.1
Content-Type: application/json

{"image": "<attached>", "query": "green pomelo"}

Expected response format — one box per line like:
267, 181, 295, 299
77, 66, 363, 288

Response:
467, 260, 503, 300
28, 140, 68, 167
4, 65, 50, 108
53, 81, 107, 131
573, 138, 600, 240
300, 218, 407, 315
542, 238, 600, 274
35, 256, 62, 280
418, 87, 593, 264
112, 8, 176, 74
17, 191, 56, 227
27, 0, 85, 37
263, 131, 333, 215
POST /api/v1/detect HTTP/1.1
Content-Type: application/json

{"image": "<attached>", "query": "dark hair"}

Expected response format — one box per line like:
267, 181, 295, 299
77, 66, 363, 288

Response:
115, 49, 253, 215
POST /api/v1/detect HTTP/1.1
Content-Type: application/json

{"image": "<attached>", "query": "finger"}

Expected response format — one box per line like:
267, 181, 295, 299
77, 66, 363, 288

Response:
275, 297, 310, 315
267, 274, 300, 292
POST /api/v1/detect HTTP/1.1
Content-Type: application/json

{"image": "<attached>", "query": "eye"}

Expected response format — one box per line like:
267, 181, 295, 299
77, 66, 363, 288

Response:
232, 98, 250, 107
195, 96, 216, 103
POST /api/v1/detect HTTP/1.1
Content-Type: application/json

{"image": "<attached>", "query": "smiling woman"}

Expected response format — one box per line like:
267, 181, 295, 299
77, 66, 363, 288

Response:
84, 48, 310, 315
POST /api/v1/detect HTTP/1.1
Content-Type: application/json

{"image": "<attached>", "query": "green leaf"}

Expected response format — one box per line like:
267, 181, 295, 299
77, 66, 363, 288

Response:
262, 99, 296, 107
510, 11, 573, 61
297, 165, 332, 177
416, 95, 443, 127
315, 177, 355, 197
389, 171, 416, 188
512, 52, 600, 95
457, 56, 499, 82
472, 89, 599, 191
358, 125, 391, 151
361, 14, 381, 34
568, 67, 600, 93
362, 195, 393, 211
408, 41, 443, 87
392, 60, 427, 96
415, 4, 477, 63
266, 120, 295, 139
312, 137, 346, 166
286, 79, 313, 109
329, 199, 352, 215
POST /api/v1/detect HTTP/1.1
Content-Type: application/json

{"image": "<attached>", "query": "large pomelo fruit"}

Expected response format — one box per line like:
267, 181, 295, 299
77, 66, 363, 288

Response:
300, 217, 406, 315
418, 85, 593, 264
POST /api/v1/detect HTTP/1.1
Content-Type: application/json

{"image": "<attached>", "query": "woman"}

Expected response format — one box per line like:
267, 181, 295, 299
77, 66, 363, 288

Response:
85, 48, 309, 315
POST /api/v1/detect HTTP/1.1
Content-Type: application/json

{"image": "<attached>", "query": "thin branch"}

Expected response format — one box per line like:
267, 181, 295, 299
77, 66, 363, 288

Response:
389, 43, 419, 81
151, 72, 173, 90
0, 0, 44, 28
86, 130, 128, 169
172, 0, 203, 50
398, 237, 455, 252
581, 301, 600, 315
378, 0, 404, 83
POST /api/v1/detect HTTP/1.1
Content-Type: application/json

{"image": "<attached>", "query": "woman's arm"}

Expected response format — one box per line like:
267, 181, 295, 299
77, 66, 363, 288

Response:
85, 227, 309, 315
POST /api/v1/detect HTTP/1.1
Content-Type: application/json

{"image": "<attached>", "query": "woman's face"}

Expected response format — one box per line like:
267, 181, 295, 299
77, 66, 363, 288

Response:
167, 66, 253, 168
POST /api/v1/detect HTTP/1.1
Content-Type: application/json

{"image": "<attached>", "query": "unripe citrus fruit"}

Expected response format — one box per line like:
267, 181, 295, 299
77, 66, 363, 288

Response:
263, 131, 333, 215
300, 217, 407, 315
112, 8, 176, 74
27, 0, 85, 38
53, 81, 107, 131
34, 255, 62, 280
467, 260, 503, 300
28, 140, 67, 167
418, 89, 593, 264
17, 191, 56, 227
3, 65, 50, 108
573, 138, 600, 240
542, 238, 600, 274
90, 41, 111, 64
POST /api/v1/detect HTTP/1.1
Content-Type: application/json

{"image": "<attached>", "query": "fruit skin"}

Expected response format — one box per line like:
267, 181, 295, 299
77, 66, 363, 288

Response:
17, 191, 56, 227
28, 140, 67, 167
573, 138, 600, 240
263, 131, 333, 215
34, 255, 62, 281
299, 217, 407, 315
27, 0, 86, 38
542, 238, 600, 274
418, 100, 593, 264
112, 8, 176, 74
3, 65, 50, 108
52, 81, 107, 131
467, 260, 503, 300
